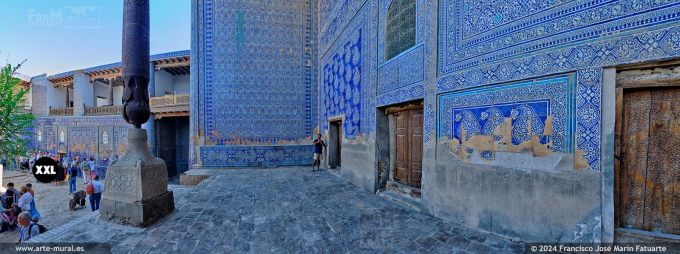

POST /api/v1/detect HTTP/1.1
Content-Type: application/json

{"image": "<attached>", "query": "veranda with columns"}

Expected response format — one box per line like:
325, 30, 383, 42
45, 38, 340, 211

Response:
33, 51, 190, 119
28, 50, 191, 176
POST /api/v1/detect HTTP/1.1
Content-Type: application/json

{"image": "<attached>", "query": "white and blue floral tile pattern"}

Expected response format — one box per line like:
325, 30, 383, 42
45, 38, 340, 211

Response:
200, 0, 314, 142
440, 0, 680, 75
376, 0, 427, 107
575, 68, 602, 171
319, 2, 377, 139
322, 28, 363, 137
438, 75, 576, 156
199, 145, 311, 167
438, 72, 602, 170
192, 0, 318, 167
436, 0, 680, 170
32, 116, 129, 159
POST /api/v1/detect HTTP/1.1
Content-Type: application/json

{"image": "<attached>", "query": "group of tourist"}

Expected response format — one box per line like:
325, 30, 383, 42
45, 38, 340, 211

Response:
50, 152, 105, 211
0, 182, 44, 243
0, 151, 107, 244
12, 151, 105, 186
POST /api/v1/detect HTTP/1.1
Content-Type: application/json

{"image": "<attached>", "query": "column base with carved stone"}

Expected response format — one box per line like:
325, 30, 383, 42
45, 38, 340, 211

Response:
100, 128, 174, 227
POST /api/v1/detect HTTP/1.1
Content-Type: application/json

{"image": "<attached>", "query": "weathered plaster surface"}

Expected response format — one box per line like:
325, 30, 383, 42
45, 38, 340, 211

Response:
340, 142, 377, 193
426, 142, 602, 243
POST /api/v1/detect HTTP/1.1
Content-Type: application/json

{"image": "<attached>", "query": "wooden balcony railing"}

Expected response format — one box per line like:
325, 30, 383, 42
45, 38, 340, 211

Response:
49, 107, 73, 116
150, 93, 189, 115
150, 93, 189, 107
84, 105, 123, 116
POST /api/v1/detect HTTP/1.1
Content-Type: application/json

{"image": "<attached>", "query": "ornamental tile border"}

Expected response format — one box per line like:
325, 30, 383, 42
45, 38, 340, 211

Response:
199, 145, 313, 167
439, 0, 680, 75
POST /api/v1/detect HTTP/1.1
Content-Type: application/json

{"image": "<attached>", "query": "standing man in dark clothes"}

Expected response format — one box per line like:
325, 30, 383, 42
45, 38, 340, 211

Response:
4, 183, 19, 208
68, 162, 79, 193
312, 133, 326, 171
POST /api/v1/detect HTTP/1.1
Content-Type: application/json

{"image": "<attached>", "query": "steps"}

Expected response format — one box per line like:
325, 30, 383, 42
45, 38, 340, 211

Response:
377, 189, 422, 212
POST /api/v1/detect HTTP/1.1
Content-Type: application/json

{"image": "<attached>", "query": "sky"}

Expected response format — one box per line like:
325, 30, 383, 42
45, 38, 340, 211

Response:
0, 0, 190, 77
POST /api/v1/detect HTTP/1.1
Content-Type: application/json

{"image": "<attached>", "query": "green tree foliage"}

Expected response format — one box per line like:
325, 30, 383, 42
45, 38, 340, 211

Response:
0, 62, 35, 163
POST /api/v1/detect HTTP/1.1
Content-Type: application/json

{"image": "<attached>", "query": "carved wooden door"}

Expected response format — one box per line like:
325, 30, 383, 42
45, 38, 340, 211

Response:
393, 109, 423, 188
618, 87, 680, 235
408, 109, 423, 187
394, 112, 408, 184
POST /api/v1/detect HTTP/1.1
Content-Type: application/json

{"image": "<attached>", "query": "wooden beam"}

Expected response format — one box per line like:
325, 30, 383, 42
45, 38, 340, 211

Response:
385, 101, 424, 114
51, 77, 73, 88
616, 72, 680, 89
155, 61, 190, 69
154, 111, 189, 119
88, 68, 122, 81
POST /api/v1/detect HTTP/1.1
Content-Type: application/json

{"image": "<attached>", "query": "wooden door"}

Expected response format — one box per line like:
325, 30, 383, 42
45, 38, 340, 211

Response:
408, 109, 423, 187
394, 112, 408, 183
618, 87, 680, 235
393, 109, 423, 188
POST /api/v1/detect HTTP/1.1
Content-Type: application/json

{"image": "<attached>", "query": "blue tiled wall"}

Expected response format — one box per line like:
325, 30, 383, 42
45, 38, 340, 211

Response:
191, 0, 318, 167
32, 116, 129, 162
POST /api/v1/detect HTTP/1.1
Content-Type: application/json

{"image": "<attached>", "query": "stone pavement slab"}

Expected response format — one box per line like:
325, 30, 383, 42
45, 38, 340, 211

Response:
28, 167, 526, 253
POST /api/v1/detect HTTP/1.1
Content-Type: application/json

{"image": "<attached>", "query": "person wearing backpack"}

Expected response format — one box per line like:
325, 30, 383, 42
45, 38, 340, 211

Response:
16, 211, 40, 243
19, 185, 41, 223
87, 176, 104, 212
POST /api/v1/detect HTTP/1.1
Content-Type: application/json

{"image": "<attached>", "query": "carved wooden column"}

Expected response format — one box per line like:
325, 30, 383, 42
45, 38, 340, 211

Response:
65, 87, 70, 107
144, 61, 157, 156
100, 0, 174, 227
108, 78, 114, 106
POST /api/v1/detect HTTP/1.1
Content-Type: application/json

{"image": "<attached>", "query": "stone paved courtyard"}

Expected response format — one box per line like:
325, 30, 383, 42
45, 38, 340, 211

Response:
29, 167, 526, 253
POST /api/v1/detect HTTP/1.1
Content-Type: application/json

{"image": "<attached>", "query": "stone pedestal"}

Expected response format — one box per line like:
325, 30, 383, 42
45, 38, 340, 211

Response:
100, 128, 174, 227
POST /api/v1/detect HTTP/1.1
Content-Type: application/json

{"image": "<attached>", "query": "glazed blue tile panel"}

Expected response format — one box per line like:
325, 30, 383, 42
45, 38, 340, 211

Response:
377, 0, 425, 65
31, 116, 129, 159
576, 68, 602, 171
377, 83, 424, 107
319, 2, 376, 137
68, 126, 98, 156
378, 44, 425, 94
451, 101, 552, 146
200, 145, 313, 167
438, 75, 576, 155
319, 0, 368, 56
439, 0, 680, 75
204, 0, 311, 141
375, 0, 426, 107
322, 27, 363, 137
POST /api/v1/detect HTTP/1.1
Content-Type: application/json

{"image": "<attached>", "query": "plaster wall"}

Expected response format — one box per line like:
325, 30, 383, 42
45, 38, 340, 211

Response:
154, 70, 174, 96
340, 143, 377, 192
113, 86, 123, 105
73, 71, 94, 113
427, 143, 602, 243
30, 75, 49, 116
93, 81, 110, 106
96, 98, 108, 106
173, 75, 190, 94
46, 86, 67, 109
